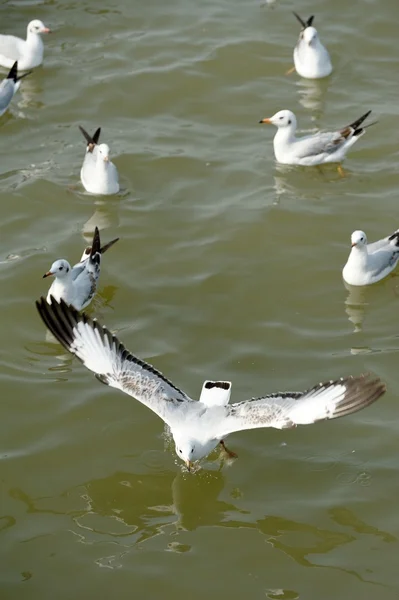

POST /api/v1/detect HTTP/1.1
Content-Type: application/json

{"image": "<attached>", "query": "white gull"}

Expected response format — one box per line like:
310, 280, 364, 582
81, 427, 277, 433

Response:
43, 227, 119, 310
0, 20, 51, 71
36, 298, 386, 471
293, 12, 332, 79
342, 229, 399, 286
79, 125, 120, 195
259, 109, 372, 168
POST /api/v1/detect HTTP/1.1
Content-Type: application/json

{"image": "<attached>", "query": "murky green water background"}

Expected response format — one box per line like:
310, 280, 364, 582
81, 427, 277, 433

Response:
1, 0, 399, 598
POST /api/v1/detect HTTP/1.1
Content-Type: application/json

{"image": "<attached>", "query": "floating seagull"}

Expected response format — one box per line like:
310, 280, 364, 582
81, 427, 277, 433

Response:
36, 297, 386, 471
292, 12, 332, 79
79, 125, 120, 195
0, 61, 31, 116
42, 227, 119, 310
259, 109, 372, 170
0, 20, 51, 71
342, 230, 399, 286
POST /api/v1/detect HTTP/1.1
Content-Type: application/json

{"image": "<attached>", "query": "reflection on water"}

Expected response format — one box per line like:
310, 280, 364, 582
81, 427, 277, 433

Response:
344, 281, 368, 334
5, 470, 395, 587
295, 77, 330, 117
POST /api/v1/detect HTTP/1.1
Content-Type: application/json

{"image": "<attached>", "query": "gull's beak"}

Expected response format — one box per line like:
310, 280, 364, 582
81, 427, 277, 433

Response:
103, 156, 109, 162
42, 271, 53, 278
351, 242, 357, 248
185, 459, 193, 472
42, 27, 51, 34
259, 118, 272, 124
87, 143, 95, 153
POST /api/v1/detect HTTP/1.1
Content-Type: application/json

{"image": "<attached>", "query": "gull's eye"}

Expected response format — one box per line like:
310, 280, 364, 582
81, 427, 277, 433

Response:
66, 267, 69, 273
279, 116, 284, 120
59, 266, 63, 271
288, 119, 292, 125
191, 448, 194, 454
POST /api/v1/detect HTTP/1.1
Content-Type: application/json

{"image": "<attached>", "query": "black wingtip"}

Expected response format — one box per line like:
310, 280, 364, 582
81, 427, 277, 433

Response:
79, 125, 100, 149
293, 12, 314, 29
293, 11, 306, 28
92, 127, 101, 144
7, 61, 18, 81
89, 227, 101, 258
100, 237, 119, 255
349, 110, 372, 132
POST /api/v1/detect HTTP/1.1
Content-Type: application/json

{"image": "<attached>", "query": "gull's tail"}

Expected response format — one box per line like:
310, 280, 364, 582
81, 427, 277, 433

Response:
199, 380, 232, 407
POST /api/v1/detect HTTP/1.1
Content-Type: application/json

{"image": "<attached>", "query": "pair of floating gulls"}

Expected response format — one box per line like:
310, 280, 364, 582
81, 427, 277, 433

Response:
43, 227, 119, 311
343, 230, 399, 286
0, 20, 51, 71
36, 298, 386, 471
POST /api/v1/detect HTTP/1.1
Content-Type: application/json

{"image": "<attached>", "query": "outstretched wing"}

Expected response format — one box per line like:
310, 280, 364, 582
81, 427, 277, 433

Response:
215, 375, 385, 438
36, 297, 194, 425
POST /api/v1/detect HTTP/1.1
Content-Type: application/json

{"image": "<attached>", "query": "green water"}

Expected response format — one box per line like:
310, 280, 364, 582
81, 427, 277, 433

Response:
1, 0, 399, 598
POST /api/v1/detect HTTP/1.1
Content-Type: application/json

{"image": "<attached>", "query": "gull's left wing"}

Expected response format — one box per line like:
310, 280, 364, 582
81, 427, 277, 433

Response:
215, 375, 385, 438
36, 297, 194, 426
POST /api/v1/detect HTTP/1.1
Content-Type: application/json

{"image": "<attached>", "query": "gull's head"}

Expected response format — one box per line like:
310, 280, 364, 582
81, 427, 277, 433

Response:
173, 434, 208, 471
28, 20, 51, 35
302, 26, 319, 46
97, 143, 111, 163
43, 259, 71, 279
351, 230, 367, 248
259, 109, 297, 130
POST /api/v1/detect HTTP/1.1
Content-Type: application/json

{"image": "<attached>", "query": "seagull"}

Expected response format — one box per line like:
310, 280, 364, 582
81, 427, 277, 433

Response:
259, 109, 372, 170
0, 20, 51, 71
42, 227, 119, 310
0, 61, 32, 116
292, 12, 332, 79
342, 229, 399, 286
35, 297, 386, 471
79, 125, 120, 195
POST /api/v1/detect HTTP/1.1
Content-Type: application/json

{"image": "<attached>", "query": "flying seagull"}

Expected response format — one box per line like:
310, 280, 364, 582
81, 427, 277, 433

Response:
36, 298, 386, 471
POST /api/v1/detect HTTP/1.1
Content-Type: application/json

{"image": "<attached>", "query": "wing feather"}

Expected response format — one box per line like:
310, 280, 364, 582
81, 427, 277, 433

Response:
36, 297, 193, 425
215, 375, 385, 438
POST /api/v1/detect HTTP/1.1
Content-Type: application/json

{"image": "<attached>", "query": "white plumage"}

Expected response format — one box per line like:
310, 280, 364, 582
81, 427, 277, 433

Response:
36, 298, 386, 471
342, 229, 399, 286
260, 109, 371, 167
0, 20, 51, 71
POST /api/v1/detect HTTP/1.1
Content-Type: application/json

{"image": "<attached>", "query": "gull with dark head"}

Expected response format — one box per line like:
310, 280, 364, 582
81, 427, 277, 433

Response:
42, 227, 119, 311
343, 229, 399, 286
79, 126, 120, 195
36, 298, 386, 471
259, 109, 372, 170
0, 20, 51, 71
0, 61, 32, 116
292, 12, 332, 79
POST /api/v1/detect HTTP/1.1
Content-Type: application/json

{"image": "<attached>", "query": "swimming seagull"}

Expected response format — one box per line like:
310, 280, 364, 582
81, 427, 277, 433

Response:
292, 12, 332, 79
0, 20, 51, 71
342, 229, 399, 286
79, 125, 120, 195
42, 227, 119, 310
0, 61, 32, 116
259, 109, 372, 170
35, 297, 386, 471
